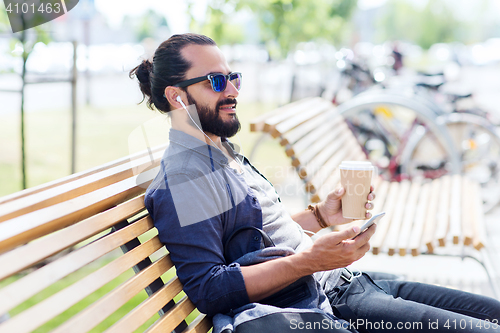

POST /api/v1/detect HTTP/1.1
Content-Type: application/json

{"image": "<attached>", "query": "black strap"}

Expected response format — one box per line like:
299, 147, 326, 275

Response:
332, 304, 371, 333
224, 226, 275, 257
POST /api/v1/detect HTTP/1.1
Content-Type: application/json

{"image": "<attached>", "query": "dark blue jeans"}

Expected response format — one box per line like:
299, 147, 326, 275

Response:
327, 273, 500, 332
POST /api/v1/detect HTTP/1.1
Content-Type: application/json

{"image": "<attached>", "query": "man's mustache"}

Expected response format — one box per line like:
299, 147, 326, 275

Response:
216, 98, 238, 111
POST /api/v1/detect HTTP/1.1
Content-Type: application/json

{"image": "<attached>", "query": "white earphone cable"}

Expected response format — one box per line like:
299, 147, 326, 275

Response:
177, 97, 279, 206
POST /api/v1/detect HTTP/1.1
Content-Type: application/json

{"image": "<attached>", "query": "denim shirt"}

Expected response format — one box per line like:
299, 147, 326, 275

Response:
145, 129, 277, 316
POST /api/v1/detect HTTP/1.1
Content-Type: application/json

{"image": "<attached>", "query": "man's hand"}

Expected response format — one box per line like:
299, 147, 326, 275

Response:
300, 223, 376, 273
318, 185, 376, 227
241, 224, 375, 302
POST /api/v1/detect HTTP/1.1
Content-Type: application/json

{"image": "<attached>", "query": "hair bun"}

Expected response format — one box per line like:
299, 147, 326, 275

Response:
130, 59, 153, 101
136, 59, 153, 85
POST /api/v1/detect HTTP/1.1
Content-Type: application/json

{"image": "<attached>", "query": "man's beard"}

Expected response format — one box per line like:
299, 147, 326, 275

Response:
186, 91, 241, 138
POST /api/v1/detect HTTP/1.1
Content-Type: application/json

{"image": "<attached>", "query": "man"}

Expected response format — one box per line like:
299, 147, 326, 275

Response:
131, 33, 500, 332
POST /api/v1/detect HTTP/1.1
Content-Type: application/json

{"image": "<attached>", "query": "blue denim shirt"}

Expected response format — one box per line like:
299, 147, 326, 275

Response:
145, 129, 276, 316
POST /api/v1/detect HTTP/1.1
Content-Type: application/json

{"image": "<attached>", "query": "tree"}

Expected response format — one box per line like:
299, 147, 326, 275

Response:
375, 0, 471, 49
134, 9, 169, 42
1, 3, 51, 189
191, 0, 357, 58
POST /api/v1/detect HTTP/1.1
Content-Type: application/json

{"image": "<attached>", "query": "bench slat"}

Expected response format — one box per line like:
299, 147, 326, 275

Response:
461, 177, 474, 246
408, 182, 431, 256
182, 314, 211, 333
52, 254, 174, 333
372, 181, 399, 254
288, 120, 347, 160
0, 195, 146, 280
422, 178, 442, 253
105, 277, 184, 333
281, 111, 342, 148
0, 166, 158, 254
295, 125, 351, 170
471, 181, 486, 250
0, 216, 156, 315
249, 97, 316, 132
0, 150, 162, 223
435, 175, 452, 247
0, 235, 165, 333
386, 180, 411, 256
298, 130, 353, 179
449, 174, 462, 244
0, 143, 167, 207
312, 147, 367, 202
366, 179, 390, 254
397, 181, 422, 256
145, 296, 196, 333
262, 98, 323, 135
307, 137, 364, 194
273, 101, 330, 137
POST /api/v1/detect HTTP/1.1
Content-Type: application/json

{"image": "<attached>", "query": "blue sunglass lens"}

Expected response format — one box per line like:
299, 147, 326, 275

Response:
209, 73, 242, 92
211, 75, 227, 92
229, 73, 242, 91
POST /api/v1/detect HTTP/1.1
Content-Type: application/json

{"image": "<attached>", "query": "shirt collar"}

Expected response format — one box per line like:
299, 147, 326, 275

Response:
169, 128, 239, 166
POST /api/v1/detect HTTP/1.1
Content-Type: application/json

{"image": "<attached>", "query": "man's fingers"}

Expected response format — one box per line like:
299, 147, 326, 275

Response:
357, 223, 377, 241
335, 225, 360, 243
330, 186, 345, 200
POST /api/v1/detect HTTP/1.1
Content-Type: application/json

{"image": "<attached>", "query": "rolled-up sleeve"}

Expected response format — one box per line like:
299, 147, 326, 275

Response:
145, 171, 251, 315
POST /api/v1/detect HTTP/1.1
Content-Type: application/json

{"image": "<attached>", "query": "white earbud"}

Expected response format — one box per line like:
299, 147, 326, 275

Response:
176, 95, 186, 108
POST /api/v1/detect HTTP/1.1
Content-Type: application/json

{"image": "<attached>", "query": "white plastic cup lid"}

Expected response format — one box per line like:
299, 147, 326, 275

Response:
339, 161, 374, 171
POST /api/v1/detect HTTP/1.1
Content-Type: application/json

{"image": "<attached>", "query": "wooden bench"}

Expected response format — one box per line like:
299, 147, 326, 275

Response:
249, 97, 489, 258
0, 145, 212, 333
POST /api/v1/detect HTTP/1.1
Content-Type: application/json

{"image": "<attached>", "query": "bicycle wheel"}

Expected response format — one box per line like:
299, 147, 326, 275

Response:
400, 112, 500, 212
344, 104, 416, 177
337, 89, 460, 180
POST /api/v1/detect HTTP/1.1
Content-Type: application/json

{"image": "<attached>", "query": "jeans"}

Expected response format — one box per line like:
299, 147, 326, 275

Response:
327, 273, 500, 332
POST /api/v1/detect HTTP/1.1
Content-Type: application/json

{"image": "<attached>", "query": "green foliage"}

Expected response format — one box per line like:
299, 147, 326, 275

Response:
375, 0, 471, 49
243, 0, 357, 57
0, 2, 51, 61
192, 0, 357, 58
188, 0, 245, 46
199, 6, 245, 45
0, 3, 10, 31
134, 9, 169, 42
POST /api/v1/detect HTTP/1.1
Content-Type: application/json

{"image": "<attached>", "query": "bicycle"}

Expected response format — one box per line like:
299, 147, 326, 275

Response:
338, 88, 500, 212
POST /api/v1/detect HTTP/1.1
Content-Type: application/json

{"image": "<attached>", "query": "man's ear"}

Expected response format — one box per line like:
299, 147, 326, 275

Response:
164, 86, 185, 109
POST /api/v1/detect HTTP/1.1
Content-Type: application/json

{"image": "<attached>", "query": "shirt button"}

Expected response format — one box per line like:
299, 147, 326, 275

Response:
253, 236, 260, 241
253, 197, 257, 202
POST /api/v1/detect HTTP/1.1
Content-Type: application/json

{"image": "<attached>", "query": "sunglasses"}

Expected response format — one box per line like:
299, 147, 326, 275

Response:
174, 72, 242, 92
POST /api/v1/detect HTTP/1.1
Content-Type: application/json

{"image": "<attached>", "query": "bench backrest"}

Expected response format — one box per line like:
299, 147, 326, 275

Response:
0, 144, 211, 333
250, 97, 367, 203
250, 97, 487, 256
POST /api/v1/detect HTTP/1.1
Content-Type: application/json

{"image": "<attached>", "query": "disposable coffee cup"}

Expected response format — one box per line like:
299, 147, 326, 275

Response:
340, 161, 374, 219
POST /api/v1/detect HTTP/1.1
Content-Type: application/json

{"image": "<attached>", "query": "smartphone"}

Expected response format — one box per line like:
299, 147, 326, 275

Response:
351, 212, 385, 239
